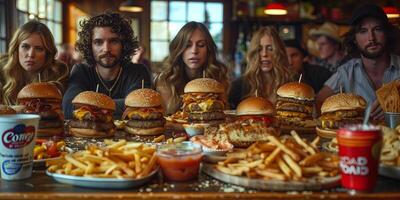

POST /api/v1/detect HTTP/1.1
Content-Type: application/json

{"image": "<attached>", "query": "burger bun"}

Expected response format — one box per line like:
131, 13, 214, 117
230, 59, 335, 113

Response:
236, 96, 275, 116
124, 126, 165, 136
277, 82, 315, 101
69, 127, 116, 138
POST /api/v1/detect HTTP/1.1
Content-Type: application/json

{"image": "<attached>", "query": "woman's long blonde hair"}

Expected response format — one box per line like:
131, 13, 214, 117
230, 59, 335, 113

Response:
1, 20, 68, 105
243, 26, 293, 103
155, 22, 229, 114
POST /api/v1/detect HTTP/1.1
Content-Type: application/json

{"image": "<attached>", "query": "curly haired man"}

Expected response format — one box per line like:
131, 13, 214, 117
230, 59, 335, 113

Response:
62, 12, 151, 119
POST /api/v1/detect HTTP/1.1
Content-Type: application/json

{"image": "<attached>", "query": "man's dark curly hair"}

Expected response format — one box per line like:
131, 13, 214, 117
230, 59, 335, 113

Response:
343, 18, 397, 58
76, 12, 138, 66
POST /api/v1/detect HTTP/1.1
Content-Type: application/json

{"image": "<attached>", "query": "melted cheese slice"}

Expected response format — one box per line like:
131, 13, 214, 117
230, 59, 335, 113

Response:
73, 107, 90, 120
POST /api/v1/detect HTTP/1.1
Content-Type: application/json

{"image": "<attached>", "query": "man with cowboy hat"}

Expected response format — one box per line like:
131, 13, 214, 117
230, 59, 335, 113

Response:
316, 4, 400, 121
309, 22, 346, 73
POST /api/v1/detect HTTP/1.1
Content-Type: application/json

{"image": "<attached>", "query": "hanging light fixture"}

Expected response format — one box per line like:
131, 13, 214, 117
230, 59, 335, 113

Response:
264, 2, 287, 15
383, 5, 400, 18
119, 0, 143, 12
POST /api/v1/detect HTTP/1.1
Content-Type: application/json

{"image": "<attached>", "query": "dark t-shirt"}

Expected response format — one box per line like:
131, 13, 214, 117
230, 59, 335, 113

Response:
62, 62, 151, 119
228, 77, 249, 109
302, 63, 332, 93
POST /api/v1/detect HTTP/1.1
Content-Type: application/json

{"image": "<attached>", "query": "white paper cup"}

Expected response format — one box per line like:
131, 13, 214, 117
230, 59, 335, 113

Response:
0, 114, 40, 180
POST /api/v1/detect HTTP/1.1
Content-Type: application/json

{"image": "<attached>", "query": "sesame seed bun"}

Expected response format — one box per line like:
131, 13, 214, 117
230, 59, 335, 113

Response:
72, 91, 116, 111
321, 93, 366, 114
236, 96, 276, 116
17, 82, 62, 100
184, 78, 224, 93
276, 82, 315, 101
125, 88, 162, 107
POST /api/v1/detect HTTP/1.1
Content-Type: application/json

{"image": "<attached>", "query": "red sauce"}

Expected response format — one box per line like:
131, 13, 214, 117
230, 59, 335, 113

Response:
157, 143, 202, 181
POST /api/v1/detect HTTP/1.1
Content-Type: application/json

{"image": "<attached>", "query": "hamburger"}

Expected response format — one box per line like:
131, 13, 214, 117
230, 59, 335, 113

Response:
206, 96, 279, 148
182, 78, 226, 125
0, 105, 16, 115
17, 82, 63, 137
122, 88, 165, 136
275, 82, 315, 127
69, 91, 116, 137
316, 93, 366, 138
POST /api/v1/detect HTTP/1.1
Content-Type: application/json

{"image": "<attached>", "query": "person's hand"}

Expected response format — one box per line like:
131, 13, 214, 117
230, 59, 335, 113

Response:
371, 100, 384, 121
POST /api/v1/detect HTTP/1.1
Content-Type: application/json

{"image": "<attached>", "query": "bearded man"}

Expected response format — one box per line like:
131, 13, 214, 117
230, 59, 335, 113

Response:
62, 12, 151, 119
316, 4, 400, 121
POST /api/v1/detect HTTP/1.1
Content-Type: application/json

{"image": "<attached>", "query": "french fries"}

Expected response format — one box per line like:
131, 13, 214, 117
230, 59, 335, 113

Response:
381, 126, 400, 167
47, 139, 158, 179
217, 131, 339, 181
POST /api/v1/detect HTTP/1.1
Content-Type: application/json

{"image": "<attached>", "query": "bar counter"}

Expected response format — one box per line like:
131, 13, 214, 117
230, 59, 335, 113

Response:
1, 131, 400, 200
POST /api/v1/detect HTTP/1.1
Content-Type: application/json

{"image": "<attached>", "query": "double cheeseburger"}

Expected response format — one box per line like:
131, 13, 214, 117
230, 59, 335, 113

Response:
207, 96, 279, 148
316, 93, 366, 138
69, 91, 116, 138
275, 82, 315, 127
17, 82, 63, 137
122, 88, 165, 136
182, 78, 226, 125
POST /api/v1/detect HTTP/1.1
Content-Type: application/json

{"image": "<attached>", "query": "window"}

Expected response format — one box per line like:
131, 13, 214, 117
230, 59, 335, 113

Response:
150, 0, 224, 62
0, 0, 6, 53
16, 0, 63, 46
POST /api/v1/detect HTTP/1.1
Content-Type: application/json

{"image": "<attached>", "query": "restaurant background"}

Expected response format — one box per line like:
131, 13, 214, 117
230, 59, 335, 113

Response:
0, 0, 399, 76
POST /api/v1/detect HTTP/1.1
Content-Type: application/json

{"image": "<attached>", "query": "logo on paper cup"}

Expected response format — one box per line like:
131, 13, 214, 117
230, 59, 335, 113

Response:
2, 124, 35, 149
1, 160, 22, 175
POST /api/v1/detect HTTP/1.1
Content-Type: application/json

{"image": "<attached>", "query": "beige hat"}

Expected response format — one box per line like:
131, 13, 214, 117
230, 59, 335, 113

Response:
309, 22, 342, 43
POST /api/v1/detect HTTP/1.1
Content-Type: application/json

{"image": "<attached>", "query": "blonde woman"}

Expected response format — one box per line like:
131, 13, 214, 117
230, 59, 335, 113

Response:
228, 26, 294, 108
155, 21, 229, 115
1, 20, 68, 105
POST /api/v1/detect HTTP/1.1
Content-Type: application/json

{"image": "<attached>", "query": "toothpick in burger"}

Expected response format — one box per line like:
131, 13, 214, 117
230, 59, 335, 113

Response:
122, 88, 165, 136
275, 82, 315, 128
182, 78, 226, 125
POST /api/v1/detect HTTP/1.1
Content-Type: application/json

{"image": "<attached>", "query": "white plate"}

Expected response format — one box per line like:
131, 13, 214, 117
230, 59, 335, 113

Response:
379, 164, 400, 179
46, 167, 158, 189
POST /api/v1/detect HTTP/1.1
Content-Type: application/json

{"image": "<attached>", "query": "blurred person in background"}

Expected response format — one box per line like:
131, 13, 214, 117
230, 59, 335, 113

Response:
62, 12, 151, 119
284, 39, 332, 93
0, 20, 68, 105
56, 43, 80, 71
228, 26, 294, 109
317, 4, 400, 121
155, 21, 229, 115
309, 22, 346, 73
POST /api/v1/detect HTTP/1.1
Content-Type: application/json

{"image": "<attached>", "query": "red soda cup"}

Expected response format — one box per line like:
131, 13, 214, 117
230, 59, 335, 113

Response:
337, 124, 382, 192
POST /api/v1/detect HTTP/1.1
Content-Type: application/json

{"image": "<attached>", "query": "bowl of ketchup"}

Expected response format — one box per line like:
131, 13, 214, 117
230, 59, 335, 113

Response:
157, 142, 202, 181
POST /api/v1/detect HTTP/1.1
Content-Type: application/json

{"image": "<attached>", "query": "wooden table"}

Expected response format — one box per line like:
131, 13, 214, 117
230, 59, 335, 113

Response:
1, 169, 400, 200
1, 130, 400, 200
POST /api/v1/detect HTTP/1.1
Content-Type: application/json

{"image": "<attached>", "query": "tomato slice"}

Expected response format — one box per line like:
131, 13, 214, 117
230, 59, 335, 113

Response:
46, 143, 60, 158
238, 115, 273, 126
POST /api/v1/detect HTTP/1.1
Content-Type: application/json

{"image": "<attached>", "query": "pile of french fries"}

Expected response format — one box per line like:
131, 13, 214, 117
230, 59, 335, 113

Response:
381, 126, 400, 167
217, 131, 339, 181
47, 139, 158, 179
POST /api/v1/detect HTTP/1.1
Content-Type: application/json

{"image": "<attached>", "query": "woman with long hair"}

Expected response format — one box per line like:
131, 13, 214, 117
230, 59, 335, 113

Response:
228, 26, 294, 108
0, 20, 68, 105
155, 21, 229, 115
